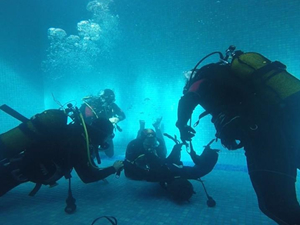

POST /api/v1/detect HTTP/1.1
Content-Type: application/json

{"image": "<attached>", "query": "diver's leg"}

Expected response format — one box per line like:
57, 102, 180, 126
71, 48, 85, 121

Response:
104, 137, 114, 158
245, 126, 300, 224
190, 146, 219, 168
152, 117, 163, 131
166, 163, 214, 180
249, 171, 300, 225
153, 117, 167, 157
166, 144, 182, 165
282, 93, 300, 170
136, 120, 145, 139
176, 165, 203, 180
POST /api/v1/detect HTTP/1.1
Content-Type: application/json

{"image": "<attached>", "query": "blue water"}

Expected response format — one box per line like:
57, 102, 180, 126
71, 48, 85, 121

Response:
0, 0, 299, 224
1, 0, 300, 148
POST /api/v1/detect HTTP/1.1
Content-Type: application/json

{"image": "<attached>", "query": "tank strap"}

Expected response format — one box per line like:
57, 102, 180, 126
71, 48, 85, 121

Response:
30, 116, 53, 138
252, 61, 286, 79
18, 122, 43, 141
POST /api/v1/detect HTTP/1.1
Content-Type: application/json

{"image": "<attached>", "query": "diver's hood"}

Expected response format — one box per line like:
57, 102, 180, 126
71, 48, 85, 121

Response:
183, 63, 230, 94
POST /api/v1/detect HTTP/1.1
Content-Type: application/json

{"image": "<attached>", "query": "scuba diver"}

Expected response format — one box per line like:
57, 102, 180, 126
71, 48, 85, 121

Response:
176, 46, 300, 224
124, 127, 219, 203
80, 88, 126, 158
0, 104, 123, 212
125, 128, 167, 181
136, 117, 167, 154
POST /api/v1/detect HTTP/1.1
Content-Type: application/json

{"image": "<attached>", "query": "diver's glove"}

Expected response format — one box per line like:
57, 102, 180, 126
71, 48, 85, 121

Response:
178, 125, 196, 143
213, 113, 245, 150
172, 143, 184, 152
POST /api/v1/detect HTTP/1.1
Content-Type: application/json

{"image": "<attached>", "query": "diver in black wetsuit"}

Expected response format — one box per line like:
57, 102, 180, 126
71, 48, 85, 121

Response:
124, 126, 218, 182
176, 47, 300, 224
80, 89, 126, 158
0, 106, 123, 198
123, 127, 218, 202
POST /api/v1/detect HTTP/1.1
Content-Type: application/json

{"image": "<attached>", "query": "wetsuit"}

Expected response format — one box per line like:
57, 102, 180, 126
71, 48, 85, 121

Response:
124, 138, 218, 182
80, 97, 126, 158
176, 63, 300, 225
0, 109, 116, 197
124, 137, 169, 181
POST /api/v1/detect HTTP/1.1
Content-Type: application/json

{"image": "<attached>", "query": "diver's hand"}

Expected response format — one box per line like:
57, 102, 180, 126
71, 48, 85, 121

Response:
217, 135, 243, 150
213, 113, 244, 150
113, 160, 124, 172
172, 143, 184, 152
179, 125, 196, 143
109, 117, 119, 124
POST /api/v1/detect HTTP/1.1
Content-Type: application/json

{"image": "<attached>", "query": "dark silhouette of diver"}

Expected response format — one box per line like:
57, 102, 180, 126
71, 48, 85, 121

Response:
124, 127, 219, 203
80, 89, 126, 158
176, 46, 300, 224
0, 104, 123, 213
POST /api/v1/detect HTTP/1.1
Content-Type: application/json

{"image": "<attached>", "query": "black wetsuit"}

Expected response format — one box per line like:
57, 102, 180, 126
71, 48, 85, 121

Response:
80, 97, 126, 158
124, 137, 218, 182
176, 63, 300, 224
124, 137, 169, 181
0, 110, 116, 197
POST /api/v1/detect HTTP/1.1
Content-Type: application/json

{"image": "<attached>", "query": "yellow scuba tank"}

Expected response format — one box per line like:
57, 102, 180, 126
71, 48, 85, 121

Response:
231, 52, 300, 105
0, 109, 68, 158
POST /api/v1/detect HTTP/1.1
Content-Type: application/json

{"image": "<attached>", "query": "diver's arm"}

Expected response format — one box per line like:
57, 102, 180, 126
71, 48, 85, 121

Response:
154, 126, 167, 158
74, 153, 116, 183
176, 92, 200, 129
72, 143, 116, 183
176, 77, 215, 129
112, 104, 126, 121
125, 141, 139, 162
176, 78, 217, 143
74, 160, 116, 184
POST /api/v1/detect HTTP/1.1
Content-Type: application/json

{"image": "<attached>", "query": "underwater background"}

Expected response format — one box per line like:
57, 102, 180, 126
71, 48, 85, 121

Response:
0, 0, 299, 224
